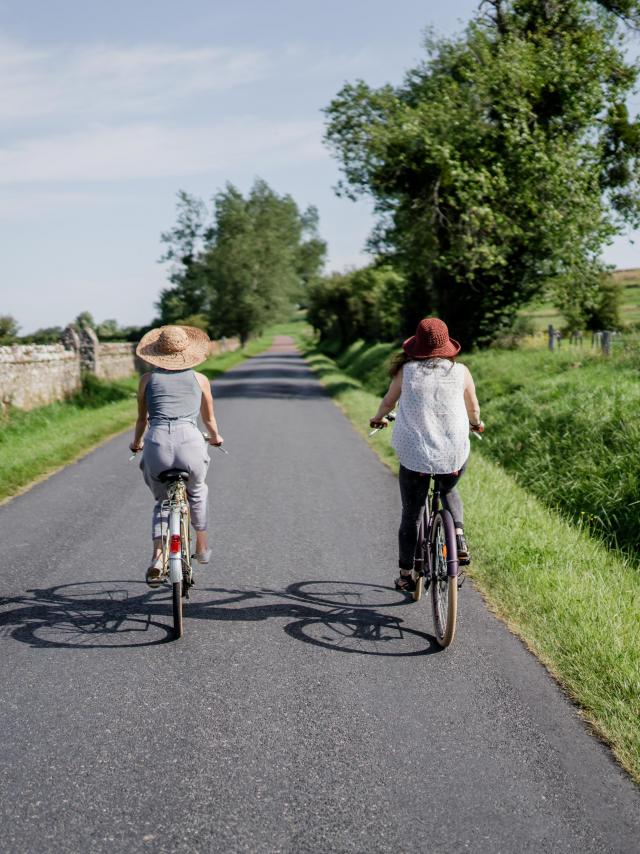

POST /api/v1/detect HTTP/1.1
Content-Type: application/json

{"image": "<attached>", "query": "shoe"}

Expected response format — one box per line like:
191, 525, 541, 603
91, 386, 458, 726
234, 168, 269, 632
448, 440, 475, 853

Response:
193, 548, 211, 565
456, 530, 470, 566
146, 555, 164, 588
395, 570, 416, 593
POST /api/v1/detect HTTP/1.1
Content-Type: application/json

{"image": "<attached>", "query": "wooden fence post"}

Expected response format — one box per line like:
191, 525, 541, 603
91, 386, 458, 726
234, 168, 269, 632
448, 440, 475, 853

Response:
548, 324, 555, 351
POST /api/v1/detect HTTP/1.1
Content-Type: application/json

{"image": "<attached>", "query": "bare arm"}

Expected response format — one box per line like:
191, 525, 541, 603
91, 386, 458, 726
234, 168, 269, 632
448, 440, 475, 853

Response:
130, 373, 150, 451
195, 373, 223, 445
370, 369, 403, 428
463, 365, 482, 428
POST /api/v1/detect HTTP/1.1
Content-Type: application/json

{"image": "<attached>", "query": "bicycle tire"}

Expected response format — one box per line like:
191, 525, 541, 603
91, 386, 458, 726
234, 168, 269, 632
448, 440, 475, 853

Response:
172, 581, 183, 639
430, 509, 458, 648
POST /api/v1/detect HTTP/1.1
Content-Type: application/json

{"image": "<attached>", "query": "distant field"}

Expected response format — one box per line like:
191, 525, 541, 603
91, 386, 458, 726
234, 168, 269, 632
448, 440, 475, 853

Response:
522, 268, 640, 332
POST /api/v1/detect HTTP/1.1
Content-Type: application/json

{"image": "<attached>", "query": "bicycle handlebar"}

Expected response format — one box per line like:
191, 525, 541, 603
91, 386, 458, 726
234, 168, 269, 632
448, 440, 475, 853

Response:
369, 413, 485, 439
368, 412, 396, 437
129, 433, 228, 460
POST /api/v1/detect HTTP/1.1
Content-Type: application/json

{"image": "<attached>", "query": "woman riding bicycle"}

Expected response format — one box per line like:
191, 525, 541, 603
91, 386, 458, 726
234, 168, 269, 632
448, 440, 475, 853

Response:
130, 325, 224, 586
369, 317, 483, 593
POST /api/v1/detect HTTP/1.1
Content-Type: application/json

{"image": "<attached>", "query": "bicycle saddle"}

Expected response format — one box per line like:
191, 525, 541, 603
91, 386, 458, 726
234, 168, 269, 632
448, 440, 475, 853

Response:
158, 468, 190, 483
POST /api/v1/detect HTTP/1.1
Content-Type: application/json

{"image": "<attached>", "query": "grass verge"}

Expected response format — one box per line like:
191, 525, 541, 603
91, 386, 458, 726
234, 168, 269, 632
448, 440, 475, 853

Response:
298, 342, 640, 784
0, 324, 291, 503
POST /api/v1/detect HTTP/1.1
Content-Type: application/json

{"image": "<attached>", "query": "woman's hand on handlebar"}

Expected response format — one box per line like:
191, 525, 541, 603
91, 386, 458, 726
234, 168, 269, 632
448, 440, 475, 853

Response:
129, 441, 143, 453
206, 433, 224, 447
470, 420, 485, 433
369, 418, 388, 430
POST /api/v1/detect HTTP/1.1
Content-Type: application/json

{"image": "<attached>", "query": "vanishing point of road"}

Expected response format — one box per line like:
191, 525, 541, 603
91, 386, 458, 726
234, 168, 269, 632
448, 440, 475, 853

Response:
1, 338, 638, 853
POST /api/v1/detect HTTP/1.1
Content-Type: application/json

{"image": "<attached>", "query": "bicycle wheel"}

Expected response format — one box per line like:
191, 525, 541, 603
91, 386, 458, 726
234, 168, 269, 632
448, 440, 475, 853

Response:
168, 502, 183, 640
172, 581, 183, 639
430, 510, 458, 647
413, 507, 428, 602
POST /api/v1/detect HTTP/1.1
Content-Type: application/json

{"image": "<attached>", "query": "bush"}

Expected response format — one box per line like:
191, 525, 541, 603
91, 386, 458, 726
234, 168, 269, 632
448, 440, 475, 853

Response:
307, 264, 405, 348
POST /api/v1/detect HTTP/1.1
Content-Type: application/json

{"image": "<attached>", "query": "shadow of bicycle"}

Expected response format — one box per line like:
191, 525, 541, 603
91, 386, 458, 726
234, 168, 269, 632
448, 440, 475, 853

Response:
0, 579, 441, 656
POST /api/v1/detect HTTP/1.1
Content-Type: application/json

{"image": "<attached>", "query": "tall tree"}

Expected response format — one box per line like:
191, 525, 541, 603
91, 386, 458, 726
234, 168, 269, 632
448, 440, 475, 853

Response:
0, 315, 20, 343
157, 191, 212, 324
325, 0, 640, 347
157, 180, 326, 342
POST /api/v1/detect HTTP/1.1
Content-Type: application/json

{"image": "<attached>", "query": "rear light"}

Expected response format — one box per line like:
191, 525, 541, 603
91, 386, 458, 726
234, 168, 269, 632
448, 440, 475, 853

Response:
170, 534, 181, 554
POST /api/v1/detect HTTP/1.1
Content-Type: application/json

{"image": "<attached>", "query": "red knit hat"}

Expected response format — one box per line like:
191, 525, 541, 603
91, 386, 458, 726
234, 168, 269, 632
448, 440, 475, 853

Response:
402, 317, 461, 359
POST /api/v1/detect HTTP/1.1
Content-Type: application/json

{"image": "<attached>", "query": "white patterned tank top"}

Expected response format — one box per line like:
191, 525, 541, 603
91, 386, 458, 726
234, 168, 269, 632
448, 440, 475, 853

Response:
391, 359, 469, 474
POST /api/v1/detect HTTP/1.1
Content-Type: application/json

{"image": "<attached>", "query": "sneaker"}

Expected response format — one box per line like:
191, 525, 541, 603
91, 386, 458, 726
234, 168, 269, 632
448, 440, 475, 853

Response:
395, 570, 417, 593
456, 531, 470, 566
145, 556, 164, 588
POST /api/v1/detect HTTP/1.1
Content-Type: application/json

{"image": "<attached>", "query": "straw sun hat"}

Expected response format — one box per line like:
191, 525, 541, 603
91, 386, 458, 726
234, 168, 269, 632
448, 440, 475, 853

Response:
402, 317, 460, 359
136, 325, 211, 370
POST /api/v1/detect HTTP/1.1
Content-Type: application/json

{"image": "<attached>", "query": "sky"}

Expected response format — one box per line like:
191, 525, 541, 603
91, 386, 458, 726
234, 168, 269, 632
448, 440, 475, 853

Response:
1, 0, 638, 334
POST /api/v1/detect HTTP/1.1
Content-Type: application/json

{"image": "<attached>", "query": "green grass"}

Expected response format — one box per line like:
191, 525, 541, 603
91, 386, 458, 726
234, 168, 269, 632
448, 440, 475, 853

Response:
0, 324, 292, 502
0, 374, 140, 502
295, 339, 640, 783
463, 346, 640, 558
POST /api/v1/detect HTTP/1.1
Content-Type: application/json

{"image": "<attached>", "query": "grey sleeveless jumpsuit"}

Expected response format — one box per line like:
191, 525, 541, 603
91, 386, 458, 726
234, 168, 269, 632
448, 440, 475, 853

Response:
141, 369, 210, 540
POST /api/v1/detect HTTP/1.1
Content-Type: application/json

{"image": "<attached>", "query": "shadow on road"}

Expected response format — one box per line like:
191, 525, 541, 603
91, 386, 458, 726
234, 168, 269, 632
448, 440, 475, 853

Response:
211, 353, 330, 400
0, 580, 441, 656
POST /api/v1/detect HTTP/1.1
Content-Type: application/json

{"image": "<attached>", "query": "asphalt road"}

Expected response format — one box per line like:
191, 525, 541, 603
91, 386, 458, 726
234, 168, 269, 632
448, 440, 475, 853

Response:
1, 338, 638, 854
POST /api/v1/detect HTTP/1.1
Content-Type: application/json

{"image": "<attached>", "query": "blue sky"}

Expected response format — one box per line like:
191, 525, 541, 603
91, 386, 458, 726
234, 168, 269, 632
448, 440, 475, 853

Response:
1, 0, 638, 334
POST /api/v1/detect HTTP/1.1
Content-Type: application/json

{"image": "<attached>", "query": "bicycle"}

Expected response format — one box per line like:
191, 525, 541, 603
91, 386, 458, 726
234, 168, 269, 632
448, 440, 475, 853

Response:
156, 468, 193, 640
411, 473, 459, 648
370, 413, 481, 648
130, 438, 227, 640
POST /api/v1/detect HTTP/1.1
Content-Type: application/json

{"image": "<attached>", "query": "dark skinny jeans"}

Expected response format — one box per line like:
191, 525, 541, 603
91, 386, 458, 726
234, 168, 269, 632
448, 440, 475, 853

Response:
398, 461, 467, 570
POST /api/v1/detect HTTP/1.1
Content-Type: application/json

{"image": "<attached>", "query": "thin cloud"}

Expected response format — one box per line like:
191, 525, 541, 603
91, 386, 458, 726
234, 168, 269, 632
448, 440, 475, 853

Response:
0, 36, 271, 123
0, 119, 326, 184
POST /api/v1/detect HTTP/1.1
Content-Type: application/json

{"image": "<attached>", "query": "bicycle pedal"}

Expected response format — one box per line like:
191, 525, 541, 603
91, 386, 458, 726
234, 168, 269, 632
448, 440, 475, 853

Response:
457, 572, 466, 589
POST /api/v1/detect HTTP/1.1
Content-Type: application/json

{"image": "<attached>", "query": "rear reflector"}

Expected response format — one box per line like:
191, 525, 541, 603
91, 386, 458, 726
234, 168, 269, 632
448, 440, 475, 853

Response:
170, 534, 181, 554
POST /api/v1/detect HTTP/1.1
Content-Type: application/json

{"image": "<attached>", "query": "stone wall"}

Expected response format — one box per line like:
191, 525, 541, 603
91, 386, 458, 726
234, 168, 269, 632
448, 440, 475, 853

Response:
95, 342, 139, 381
0, 344, 81, 410
0, 328, 242, 411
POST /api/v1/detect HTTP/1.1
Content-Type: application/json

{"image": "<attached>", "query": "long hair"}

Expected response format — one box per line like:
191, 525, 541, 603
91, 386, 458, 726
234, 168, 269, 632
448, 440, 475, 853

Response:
389, 351, 456, 377
389, 351, 412, 377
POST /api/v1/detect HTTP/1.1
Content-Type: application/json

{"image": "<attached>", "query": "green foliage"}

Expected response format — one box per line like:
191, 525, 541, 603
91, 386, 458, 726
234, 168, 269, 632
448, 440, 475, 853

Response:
307, 264, 405, 349
174, 313, 209, 332
71, 374, 134, 408
19, 326, 64, 344
75, 311, 95, 330
324, 1, 640, 347
584, 277, 623, 331
0, 315, 20, 344
552, 270, 624, 331
157, 180, 326, 342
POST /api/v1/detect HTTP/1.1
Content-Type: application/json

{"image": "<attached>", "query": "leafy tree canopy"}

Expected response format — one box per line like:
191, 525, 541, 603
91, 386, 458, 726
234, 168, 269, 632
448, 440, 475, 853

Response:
158, 180, 326, 343
0, 315, 20, 343
324, 0, 640, 347
307, 264, 406, 349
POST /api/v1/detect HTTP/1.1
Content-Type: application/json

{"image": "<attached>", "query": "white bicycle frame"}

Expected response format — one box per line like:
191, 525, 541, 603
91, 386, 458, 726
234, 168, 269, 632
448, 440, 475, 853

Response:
168, 505, 183, 584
